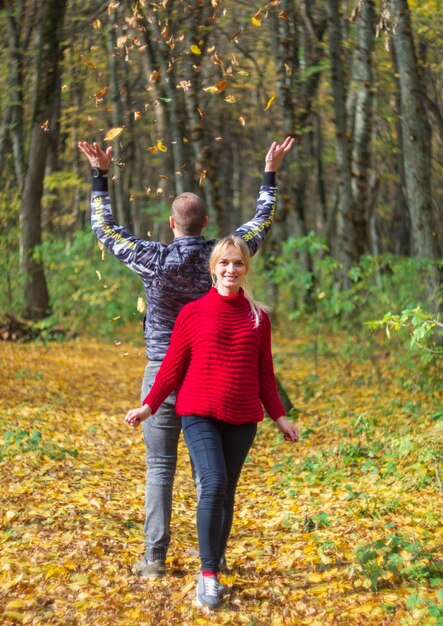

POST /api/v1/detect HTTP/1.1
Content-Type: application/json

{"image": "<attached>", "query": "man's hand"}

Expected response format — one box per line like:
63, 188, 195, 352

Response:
264, 136, 296, 172
125, 404, 152, 428
78, 141, 113, 170
275, 416, 299, 443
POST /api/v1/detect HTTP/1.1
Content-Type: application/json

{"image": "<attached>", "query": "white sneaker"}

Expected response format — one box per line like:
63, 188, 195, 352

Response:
196, 572, 221, 608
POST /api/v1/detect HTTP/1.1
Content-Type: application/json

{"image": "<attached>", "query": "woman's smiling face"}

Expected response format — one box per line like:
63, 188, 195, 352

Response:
213, 245, 247, 295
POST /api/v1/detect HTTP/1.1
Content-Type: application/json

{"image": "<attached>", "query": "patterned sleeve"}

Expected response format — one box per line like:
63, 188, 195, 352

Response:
91, 191, 162, 276
258, 313, 286, 420
233, 172, 277, 257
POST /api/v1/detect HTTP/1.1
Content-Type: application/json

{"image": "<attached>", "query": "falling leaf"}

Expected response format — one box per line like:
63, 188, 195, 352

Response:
104, 127, 124, 141
203, 80, 226, 94
239, 116, 246, 126
156, 140, 168, 152
190, 45, 201, 55
40, 120, 49, 132
92, 18, 102, 29
150, 70, 160, 82
279, 11, 290, 20
108, 2, 119, 16
251, 10, 262, 27
137, 297, 145, 313
199, 169, 207, 185
81, 55, 96, 69
96, 270, 102, 281
134, 111, 142, 121
225, 95, 237, 103
93, 86, 108, 99
265, 95, 275, 110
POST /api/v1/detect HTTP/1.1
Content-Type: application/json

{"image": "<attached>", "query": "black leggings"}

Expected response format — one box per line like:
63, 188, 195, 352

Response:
182, 415, 257, 571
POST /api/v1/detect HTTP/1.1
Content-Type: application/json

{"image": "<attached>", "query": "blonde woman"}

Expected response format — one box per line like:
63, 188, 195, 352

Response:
125, 236, 299, 608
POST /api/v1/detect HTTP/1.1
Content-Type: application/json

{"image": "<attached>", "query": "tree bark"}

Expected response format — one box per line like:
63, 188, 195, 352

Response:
349, 0, 376, 252
20, 0, 67, 319
326, 0, 359, 281
6, 1, 26, 185
388, 0, 442, 309
107, 6, 132, 227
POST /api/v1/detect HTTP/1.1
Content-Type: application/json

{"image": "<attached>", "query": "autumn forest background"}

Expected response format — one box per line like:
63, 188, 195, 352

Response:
1, 1, 442, 625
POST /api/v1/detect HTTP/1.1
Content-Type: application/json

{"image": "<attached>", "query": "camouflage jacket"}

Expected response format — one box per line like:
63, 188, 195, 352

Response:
90, 173, 277, 360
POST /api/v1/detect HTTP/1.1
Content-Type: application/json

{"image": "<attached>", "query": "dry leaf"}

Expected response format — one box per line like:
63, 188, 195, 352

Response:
104, 127, 124, 141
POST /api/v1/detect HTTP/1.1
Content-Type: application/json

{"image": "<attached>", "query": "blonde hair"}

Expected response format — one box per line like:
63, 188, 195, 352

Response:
209, 236, 270, 327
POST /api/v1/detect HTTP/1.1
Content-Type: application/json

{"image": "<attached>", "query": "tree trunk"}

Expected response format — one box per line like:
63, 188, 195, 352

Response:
20, 0, 67, 319
349, 0, 376, 252
388, 0, 442, 309
107, 6, 132, 227
141, 12, 187, 196
6, 1, 26, 185
326, 0, 359, 281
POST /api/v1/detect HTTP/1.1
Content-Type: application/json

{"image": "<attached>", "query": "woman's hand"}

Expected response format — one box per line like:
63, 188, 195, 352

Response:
125, 404, 152, 428
275, 416, 299, 443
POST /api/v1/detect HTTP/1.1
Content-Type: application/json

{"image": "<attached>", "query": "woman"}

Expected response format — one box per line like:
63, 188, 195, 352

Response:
125, 235, 299, 609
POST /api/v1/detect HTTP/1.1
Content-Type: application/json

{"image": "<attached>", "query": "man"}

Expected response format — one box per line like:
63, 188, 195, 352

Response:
78, 137, 295, 578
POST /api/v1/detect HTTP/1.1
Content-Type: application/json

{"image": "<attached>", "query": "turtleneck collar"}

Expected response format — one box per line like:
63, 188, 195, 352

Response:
209, 286, 245, 302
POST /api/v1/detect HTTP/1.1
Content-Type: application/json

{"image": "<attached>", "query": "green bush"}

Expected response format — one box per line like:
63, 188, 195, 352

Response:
37, 230, 144, 338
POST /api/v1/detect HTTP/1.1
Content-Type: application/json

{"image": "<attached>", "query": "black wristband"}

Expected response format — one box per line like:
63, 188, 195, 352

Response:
92, 177, 109, 192
263, 171, 276, 186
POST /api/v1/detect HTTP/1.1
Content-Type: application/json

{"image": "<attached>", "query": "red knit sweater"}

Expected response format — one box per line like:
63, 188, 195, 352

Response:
143, 287, 285, 425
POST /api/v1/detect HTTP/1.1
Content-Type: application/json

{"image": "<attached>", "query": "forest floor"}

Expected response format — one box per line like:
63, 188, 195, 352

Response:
0, 330, 442, 625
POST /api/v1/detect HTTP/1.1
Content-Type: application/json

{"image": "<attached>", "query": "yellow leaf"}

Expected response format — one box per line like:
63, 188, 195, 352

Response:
137, 297, 146, 313
6, 600, 25, 610
156, 140, 168, 152
204, 85, 220, 94
108, 2, 119, 16
190, 45, 201, 55
96, 270, 101, 281
225, 95, 237, 103
104, 127, 124, 141
251, 16, 261, 27
265, 95, 275, 110
80, 55, 96, 69
92, 18, 102, 29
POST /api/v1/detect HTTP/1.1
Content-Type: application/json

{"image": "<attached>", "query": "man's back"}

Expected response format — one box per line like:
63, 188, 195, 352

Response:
142, 236, 215, 360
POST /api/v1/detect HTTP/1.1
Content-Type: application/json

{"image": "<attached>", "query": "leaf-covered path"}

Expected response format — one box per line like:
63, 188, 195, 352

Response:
1, 335, 442, 625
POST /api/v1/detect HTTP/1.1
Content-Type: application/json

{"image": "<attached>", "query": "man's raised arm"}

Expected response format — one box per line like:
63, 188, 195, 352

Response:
234, 136, 295, 256
78, 141, 160, 275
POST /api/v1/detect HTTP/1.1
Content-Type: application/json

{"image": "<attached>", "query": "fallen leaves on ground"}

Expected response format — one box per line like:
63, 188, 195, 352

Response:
0, 333, 441, 625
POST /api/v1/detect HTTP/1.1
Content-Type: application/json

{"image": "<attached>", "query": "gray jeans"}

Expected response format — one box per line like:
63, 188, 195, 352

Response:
141, 361, 181, 562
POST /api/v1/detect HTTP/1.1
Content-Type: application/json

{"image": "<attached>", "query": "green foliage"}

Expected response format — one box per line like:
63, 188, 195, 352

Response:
0, 187, 21, 312
263, 234, 428, 328
0, 427, 78, 461
354, 532, 443, 591
367, 307, 443, 351
36, 230, 144, 338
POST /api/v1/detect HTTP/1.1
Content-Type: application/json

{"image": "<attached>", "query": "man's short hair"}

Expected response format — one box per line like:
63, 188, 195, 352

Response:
171, 193, 207, 236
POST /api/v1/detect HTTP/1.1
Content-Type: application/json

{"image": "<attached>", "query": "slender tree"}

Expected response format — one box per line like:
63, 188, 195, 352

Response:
20, 0, 67, 319
388, 0, 442, 310
326, 0, 359, 281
